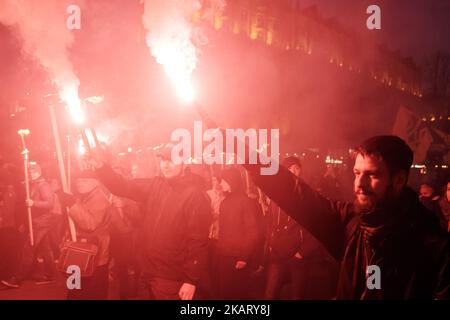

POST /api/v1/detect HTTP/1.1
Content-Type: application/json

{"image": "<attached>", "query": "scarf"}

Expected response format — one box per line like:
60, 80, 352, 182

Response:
341, 188, 420, 299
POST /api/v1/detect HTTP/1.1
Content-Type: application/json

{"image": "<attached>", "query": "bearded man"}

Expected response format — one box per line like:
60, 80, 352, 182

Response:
245, 135, 449, 299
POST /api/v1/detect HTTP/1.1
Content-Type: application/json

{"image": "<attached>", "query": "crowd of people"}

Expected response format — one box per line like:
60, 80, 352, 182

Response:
0, 135, 449, 299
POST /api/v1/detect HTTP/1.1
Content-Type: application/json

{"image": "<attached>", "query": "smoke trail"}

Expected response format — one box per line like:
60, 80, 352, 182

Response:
141, 0, 225, 102
0, 0, 82, 112
142, 0, 201, 102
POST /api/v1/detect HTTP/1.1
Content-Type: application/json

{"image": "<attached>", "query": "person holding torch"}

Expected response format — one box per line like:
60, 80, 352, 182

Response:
17, 162, 58, 285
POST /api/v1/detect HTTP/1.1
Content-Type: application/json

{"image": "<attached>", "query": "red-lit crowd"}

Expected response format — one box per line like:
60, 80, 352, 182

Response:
0, 136, 449, 300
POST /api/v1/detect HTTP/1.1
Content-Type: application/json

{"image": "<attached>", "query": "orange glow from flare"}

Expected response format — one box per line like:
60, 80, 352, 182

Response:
153, 42, 196, 103
60, 86, 84, 124
142, 0, 199, 104
78, 138, 86, 155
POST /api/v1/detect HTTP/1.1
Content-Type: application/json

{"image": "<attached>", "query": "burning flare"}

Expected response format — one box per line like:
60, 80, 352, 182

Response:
0, 0, 83, 122
61, 86, 84, 125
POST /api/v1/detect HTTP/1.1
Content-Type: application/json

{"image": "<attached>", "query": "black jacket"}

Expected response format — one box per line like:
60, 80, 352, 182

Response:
266, 201, 302, 261
96, 166, 211, 286
30, 178, 55, 219
246, 165, 450, 299
218, 168, 262, 262
266, 200, 330, 262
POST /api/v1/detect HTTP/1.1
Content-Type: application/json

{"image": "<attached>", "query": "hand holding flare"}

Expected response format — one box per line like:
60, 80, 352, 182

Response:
81, 144, 112, 171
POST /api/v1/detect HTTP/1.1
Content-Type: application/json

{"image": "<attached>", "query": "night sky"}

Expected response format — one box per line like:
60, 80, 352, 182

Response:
301, 0, 450, 61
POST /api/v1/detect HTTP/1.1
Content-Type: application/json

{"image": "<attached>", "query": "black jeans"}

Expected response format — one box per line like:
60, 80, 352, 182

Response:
110, 231, 139, 299
49, 215, 64, 258
217, 255, 252, 300
19, 216, 57, 279
67, 264, 109, 300
265, 257, 339, 299
205, 239, 219, 299
142, 276, 183, 300
264, 257, 305, 299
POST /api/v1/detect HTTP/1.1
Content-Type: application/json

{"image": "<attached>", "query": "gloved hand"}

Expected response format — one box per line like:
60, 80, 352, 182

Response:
57, 191, 76, 208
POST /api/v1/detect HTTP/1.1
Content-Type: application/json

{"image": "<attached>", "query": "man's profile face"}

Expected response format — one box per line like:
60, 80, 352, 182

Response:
419, 184, 433, 198
288, 164, 301, 178
29, 168, 41, 181
160, 159, 183, 179
353, 153, 399, 213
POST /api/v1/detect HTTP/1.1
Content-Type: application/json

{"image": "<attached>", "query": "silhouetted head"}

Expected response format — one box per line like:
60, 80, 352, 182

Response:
155, 143, 184, 179
283, 156, 301, 178
419, 183, 434, 198
75, 170, 98, 195
29, 162, 42, 181
219, 167, 243, 193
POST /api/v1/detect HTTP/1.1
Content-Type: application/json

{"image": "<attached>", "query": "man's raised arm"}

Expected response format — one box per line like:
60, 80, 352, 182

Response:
82, 149, 152, 203
244, 164, 352, 261
95, 165, 152, 203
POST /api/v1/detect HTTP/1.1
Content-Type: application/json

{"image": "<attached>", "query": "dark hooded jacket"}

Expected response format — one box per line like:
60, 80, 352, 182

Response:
29, 178, 58, 232
246, 164, 449, 299
266, 175, 332, 262
96, 165, 211, 286
435, 196, 450, 232
266, 200, 303, 261
30, 178, 55, 219
217, 168, 262, 263
0, 185, 16, 228
266, 200, 331, 262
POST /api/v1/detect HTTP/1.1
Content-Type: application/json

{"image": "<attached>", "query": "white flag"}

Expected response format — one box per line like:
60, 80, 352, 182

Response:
392, 106, 433, 163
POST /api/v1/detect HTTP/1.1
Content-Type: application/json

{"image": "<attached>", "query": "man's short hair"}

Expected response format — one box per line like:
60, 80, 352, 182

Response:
354, 135, 413, 177
29, 161, 41, 173
155, 142, 185, 162
282, 156, 301, 170
420, 183, 433, 189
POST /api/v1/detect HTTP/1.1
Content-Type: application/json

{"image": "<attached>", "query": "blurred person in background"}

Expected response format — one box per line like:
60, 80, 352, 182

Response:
434, 181, 450, 232
418, 183, 440, 211
216, 167, 262, 299
264, 156, 338, 299
15, 162, 58, 286
109, 166, 142, 299
205, 175, 225, 298
61, 170, 113, 300
0, 164, 22, 289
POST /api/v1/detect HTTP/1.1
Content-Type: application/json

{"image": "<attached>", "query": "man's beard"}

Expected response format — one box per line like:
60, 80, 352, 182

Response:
354, 184, 396, 215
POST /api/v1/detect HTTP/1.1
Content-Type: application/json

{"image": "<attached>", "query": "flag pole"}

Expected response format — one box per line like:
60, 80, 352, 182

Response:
66, 135, 72, 193
49, 103, 77, 242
